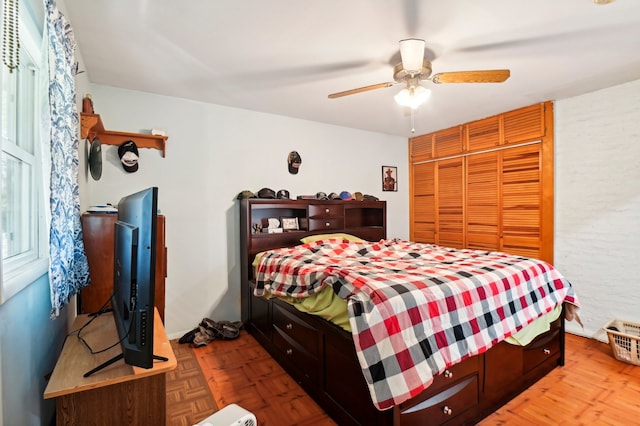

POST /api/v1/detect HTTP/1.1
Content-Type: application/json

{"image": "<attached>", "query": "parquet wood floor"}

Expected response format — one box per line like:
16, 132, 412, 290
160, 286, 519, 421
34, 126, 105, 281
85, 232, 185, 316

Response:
193, 330, 335, 425
166, 340, 218, 426
181, 331, 640, 425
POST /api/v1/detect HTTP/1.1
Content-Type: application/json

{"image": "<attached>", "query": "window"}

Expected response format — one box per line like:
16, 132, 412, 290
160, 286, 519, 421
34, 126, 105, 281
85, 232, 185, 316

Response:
0, 8, 47, 303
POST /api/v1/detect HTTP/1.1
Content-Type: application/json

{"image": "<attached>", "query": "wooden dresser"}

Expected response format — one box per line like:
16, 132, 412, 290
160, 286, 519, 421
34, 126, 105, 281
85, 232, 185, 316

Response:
44, 308, 176, 425
80, 213, 167, 321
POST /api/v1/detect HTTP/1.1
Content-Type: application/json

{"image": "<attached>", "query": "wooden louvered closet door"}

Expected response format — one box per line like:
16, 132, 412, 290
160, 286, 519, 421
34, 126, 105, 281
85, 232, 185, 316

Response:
501, 143, 543, 259
409, 101, 554, 263
436, 158, 464, 248
411, 162, 436, 243
466, 152, 500, 251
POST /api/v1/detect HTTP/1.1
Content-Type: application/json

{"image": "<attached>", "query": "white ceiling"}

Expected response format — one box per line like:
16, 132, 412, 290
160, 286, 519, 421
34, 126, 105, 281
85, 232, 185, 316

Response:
63, 0, 640, 137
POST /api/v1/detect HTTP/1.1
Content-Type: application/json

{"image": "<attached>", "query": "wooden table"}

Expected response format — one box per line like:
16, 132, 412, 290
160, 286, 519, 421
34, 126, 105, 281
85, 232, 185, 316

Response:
44, 308, 176, 425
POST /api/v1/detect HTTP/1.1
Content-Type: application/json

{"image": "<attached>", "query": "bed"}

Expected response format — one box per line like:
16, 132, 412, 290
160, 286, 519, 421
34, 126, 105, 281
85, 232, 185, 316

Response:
239, 198, 579, 425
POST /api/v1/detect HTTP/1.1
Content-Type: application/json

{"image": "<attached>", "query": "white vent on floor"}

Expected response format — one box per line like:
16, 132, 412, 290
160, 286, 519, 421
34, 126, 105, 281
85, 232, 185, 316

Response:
194, 403, 257, 426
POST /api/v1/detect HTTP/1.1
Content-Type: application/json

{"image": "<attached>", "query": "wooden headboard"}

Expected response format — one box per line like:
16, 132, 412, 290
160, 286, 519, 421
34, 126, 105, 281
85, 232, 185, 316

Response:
239, 198, 386, 320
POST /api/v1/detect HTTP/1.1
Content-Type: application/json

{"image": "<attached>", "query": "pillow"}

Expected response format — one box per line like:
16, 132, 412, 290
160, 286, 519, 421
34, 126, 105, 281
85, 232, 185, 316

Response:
300, 233, 365, 244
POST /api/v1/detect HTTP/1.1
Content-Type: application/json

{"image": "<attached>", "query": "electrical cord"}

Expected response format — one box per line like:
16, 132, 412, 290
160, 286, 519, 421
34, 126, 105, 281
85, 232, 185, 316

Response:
67, 293, 134, 355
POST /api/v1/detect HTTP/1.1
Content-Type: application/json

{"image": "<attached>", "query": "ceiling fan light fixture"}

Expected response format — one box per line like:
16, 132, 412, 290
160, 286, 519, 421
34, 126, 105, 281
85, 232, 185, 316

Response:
399, 38, 426, 73
593, 0, 615, 4
394, 85, 431, 109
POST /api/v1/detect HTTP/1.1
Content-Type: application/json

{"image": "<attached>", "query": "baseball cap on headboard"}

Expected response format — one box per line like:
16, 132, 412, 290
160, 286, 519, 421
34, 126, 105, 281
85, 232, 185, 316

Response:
257, 188, 276, 198
277, 189, 291, 199
118, 140, 139, 173
236, 190, 257, 199
339, 191, 354, 200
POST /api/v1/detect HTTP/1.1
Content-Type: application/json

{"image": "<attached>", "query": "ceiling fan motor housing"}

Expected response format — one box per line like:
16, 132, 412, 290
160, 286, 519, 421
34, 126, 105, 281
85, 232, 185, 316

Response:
393, 59, 432, 83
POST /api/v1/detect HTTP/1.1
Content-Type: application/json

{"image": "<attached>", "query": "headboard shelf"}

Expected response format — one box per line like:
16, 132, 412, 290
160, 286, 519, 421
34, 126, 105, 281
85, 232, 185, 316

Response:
240, 198, 386, 320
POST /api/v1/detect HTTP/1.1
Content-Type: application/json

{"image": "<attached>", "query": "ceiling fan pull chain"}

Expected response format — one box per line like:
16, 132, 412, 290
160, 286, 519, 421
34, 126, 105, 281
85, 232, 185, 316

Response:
2, 0, 20, 73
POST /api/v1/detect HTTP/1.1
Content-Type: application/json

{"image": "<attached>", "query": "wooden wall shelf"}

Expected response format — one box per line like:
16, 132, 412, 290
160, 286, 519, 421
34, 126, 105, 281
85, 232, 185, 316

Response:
81, 113, 168, 157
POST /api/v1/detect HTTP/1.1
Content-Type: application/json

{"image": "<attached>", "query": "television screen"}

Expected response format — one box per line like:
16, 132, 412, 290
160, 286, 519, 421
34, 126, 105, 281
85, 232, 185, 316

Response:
112, 187, 158, 369
83, 187, 165, 377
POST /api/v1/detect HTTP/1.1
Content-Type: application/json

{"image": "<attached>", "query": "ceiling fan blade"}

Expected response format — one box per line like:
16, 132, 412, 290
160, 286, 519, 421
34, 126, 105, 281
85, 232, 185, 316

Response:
431, 69, 510, 84
328, 82, 396, 99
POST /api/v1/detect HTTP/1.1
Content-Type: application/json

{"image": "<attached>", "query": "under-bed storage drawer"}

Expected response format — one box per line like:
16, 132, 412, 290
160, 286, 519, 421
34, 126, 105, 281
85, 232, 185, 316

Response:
423, 355, 480, 397
522, 319, 561, 373
397, 355, 480, 425
272, 303, 320, 387
272, 327, 319, 387
397, 375, 480, 426
272, 303, 319, 357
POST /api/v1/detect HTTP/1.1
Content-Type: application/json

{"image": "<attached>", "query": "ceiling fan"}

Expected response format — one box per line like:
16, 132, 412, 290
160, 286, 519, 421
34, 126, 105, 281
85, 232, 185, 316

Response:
328, 39, 510, 109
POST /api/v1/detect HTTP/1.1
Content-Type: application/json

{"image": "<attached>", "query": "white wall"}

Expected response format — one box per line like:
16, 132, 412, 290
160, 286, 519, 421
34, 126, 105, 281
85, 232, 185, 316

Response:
555, 79, 640, 340
83, 78, 640, 343
85, 85, 408, 338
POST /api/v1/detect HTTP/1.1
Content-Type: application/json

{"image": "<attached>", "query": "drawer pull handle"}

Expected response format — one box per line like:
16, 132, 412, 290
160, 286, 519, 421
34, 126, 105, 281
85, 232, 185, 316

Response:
286, 323, 293, 330
443, 406, 453, 416
543, 348, 551, 355
444, 369, 453, 379
326, 222, 330, 227
286, 348, 293, 356
325, 208, 330, 213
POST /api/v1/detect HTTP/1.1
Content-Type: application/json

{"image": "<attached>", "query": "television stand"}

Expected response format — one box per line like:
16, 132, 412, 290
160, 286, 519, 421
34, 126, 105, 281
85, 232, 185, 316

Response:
44, 308, 176, 425
84, 353, 170, 377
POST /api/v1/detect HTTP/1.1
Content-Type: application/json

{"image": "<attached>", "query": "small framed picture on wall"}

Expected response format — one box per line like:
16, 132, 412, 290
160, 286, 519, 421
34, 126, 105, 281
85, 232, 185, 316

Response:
382, 166, 397, 192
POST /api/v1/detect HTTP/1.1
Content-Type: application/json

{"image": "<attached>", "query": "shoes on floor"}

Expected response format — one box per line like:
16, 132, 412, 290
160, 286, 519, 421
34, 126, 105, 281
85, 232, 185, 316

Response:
179, 318, 243, 346
201, 318, 243, 340
178, 327, 199, 344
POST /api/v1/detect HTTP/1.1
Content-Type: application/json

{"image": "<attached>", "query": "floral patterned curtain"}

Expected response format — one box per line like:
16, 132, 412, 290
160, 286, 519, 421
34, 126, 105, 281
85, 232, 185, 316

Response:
44, 0, 90, 317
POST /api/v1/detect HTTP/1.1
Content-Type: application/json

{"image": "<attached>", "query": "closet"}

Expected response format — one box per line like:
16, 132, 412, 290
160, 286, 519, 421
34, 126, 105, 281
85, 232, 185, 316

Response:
409, 101, 554, 263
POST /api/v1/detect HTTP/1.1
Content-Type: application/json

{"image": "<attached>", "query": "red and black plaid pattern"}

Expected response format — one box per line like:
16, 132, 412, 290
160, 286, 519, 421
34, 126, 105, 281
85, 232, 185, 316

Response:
254, 239, 578, 410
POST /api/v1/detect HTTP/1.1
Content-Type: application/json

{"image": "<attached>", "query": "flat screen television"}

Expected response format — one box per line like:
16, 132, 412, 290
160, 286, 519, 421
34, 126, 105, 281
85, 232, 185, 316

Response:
84, 187, 165, 377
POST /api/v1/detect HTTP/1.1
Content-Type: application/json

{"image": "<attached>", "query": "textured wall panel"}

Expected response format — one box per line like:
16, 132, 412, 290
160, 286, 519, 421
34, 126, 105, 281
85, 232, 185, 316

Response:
555, 79, 640, 340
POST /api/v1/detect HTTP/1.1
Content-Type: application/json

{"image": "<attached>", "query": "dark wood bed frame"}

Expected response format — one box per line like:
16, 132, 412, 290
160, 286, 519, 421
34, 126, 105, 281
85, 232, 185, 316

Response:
240, 198, 565, 425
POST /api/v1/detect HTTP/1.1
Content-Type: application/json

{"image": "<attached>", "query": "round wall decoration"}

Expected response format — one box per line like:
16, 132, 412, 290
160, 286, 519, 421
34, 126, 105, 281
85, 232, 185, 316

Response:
88, 137, 102, 180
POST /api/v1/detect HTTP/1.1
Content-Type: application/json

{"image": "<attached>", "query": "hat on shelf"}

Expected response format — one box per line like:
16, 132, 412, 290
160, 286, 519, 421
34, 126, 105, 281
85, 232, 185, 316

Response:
339, 191, 354, 200
257, 188, 276, 198
328, 192, 341, 200
118, 140, 139, 173
354, 191, 364, 201
277, 189, 291, 199
316, 192, 329, 200
363, 194, 379, 201
236, 190, 257, 200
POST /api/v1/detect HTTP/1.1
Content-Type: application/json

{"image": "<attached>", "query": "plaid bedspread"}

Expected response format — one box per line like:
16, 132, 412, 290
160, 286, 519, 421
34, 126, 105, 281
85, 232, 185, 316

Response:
254, 239, 579, 410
